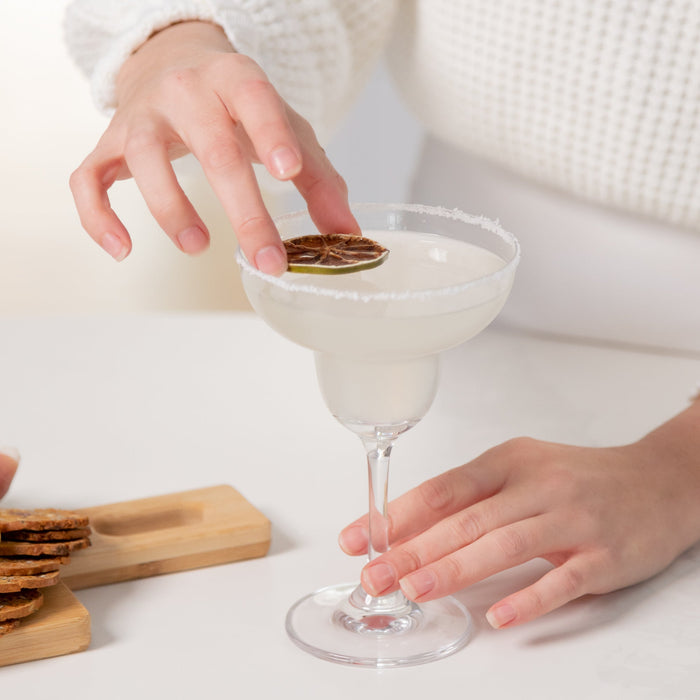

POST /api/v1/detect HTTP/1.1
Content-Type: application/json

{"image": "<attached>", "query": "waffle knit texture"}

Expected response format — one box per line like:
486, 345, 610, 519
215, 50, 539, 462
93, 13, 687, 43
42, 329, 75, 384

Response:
64, 0, 700, 232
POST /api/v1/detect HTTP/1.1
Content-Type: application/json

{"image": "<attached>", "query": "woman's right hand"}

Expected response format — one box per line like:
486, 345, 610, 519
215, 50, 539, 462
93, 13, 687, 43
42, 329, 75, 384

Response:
69, 20, 359, 274
0, 448, 19, 499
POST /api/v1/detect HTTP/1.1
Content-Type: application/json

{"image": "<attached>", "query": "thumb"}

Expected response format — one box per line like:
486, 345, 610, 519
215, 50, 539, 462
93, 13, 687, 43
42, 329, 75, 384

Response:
0, 446, 20, 499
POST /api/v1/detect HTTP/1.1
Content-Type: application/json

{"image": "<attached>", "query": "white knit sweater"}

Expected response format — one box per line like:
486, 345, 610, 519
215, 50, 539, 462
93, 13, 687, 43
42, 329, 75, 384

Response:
64, 0, 700, 233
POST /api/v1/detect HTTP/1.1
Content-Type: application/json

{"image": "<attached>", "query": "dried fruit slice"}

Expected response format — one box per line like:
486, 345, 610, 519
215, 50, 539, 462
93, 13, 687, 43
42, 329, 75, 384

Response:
0, 508, 89, 533
4, 527, 92, 542
0, 557, 62, 576
0, 540, 72, 557
284, 234, 388, 274
0, 589, 43, 621
63, 537, 91, 552
0, 570, 60, 593
0, 618, 21, 636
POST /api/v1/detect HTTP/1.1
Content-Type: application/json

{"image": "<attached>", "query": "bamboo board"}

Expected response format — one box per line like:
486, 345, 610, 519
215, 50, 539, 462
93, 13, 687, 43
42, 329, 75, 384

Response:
62, 484, 271, 590
0, 485, 270, 666
0, 583, 90, 667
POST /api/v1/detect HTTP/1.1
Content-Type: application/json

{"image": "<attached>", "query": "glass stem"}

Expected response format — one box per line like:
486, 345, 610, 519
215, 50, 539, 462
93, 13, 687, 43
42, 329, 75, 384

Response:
365, 435, 393, 563
348, 432, 413, 615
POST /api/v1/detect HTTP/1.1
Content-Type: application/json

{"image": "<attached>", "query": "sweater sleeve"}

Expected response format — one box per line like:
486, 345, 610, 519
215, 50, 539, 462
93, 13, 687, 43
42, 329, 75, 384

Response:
63, 0, 398, 141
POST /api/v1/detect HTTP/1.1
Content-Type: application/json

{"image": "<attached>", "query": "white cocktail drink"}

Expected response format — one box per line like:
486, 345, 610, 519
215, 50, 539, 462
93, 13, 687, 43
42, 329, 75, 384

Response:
241, 230, 512, 432
237, 204, 519, 668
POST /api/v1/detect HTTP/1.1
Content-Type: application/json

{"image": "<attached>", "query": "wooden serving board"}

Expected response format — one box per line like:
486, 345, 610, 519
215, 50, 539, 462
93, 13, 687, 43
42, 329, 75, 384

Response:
62, 484, 271, 590
0, 485, 270, 666
0, 583, 90, 667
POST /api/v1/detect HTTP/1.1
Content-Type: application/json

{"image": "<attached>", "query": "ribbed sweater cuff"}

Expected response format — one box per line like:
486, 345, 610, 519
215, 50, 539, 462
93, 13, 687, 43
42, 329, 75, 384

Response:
90, 1, 223, 113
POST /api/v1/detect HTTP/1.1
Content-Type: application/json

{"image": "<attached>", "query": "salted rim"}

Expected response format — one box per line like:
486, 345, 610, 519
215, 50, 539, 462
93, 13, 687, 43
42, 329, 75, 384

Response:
235, 203, 521, 303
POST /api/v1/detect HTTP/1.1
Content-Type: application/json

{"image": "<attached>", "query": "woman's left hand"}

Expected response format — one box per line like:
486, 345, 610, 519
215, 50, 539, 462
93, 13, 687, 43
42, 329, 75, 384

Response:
339, 401, 700, 629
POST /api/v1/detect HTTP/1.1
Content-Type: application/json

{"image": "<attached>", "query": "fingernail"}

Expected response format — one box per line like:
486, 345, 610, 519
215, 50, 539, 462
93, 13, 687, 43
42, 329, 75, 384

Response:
486, 603, 517, 629
0, 446, 20, 462
254, 245, 287, 275
400, 570, 436, 601
338, 525, 368, 554
177, 226, 209, 254
364, 563, 396, 595
269, 146, 301, 178
102, 232, 127, 261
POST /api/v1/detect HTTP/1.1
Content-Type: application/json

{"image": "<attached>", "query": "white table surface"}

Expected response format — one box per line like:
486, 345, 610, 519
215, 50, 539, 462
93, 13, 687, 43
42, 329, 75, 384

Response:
0, 312, 699, 699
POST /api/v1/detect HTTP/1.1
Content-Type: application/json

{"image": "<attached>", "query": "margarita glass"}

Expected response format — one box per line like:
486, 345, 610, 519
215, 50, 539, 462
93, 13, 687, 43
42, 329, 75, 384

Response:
237, 203, 519, 667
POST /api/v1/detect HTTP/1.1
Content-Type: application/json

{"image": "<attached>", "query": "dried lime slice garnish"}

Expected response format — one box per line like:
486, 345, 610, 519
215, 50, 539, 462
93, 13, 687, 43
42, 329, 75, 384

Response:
284, 234, 389, 274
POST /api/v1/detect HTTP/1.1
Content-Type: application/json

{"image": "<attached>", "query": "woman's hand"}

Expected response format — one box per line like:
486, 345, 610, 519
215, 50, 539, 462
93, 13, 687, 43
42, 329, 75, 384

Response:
0, 448, 19, 499
339, 401, 700, 629
69, 21, 358, 273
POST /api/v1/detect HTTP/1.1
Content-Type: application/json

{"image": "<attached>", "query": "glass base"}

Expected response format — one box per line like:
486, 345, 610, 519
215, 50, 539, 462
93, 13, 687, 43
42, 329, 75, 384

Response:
286, 582, 473, 668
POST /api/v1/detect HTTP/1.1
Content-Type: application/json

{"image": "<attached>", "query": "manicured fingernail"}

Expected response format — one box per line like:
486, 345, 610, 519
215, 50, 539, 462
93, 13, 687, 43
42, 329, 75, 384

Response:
364, 563, 396, 595
338, 526, 368, 554
0, 446, 20, 462
400, 570, 436, 600
177, 226, 209, 254
102, 232, 127, 261
269, 146, 301, 178
486, 603, 517, 629
254, 245, 287, 275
